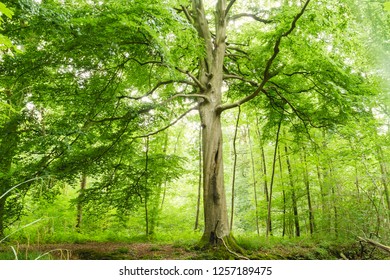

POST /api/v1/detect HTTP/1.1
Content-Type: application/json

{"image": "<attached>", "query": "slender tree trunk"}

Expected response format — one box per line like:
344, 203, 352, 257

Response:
316, 161, 329, 233
76, 173, 87, 229
377, 147, 390, 214
230, 106, 241, 231
0, 114, 20, 239
302, 147, 314, 235
326, 166, 339, 237
261, 146, 270, 207
285, 146, 300, 237
247, 125, 260, 236
144, 137, 150, 236
266, 118, 282, 237
255, 117, 270, 231
354, 161, 361, 201
278, 148, 286, 237
0, 198, 5, 238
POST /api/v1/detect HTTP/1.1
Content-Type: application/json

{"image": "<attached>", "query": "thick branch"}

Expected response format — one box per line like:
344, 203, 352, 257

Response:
192, 0, 214, 66
180, 5, 193, 24
226, 0, 237, 17
218, 0, 311, 113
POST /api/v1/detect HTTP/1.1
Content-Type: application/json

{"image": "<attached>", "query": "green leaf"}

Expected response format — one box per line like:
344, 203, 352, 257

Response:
0, 34, 13, 50
384, 2, 390, 11
0, 2, 14, 19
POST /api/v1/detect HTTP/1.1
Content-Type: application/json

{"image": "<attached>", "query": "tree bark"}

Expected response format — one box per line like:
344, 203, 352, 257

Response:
200, 108, 230, 243
285, 146, 300, 237
194, 125, 202, 231
191, 0, 234, 245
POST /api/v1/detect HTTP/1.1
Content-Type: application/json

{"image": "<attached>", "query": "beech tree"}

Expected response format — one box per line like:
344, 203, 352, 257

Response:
1, 0, 383, 247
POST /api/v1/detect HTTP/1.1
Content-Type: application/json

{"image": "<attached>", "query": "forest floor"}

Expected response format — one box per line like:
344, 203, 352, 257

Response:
2, 240, 390, 260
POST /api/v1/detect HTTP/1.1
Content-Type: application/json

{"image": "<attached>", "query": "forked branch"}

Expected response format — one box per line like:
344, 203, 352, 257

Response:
217, 0, 311, 113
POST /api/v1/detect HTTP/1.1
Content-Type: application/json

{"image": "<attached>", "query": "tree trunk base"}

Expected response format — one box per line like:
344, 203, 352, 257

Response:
198, 233, 247, 259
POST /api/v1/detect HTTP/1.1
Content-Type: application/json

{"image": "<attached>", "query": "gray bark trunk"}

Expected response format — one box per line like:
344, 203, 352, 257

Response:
200, 103, 230, 243
191, 0, 231, 244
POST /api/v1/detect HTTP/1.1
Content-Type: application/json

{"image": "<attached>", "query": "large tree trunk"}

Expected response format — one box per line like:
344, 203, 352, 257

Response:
194, 125, 202, 230
199, 103, 230, 244
191, 0, 235, 246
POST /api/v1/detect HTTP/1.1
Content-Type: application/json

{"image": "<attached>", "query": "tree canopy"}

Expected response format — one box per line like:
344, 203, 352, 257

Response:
0, 0, 389, 252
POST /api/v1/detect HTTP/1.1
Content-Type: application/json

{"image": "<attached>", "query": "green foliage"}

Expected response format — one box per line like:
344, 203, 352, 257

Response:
0, 1, 16, 52
385, 2, 390, 11
0, 0, 389, 260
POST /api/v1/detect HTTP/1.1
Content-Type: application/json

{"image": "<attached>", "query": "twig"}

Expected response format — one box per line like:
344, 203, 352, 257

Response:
0, 177, 51, 200
131, 105, 198, 139
340, 252, 349, 260
10, 246, 18, 260
175, 67, 206, 91
229, 13, 272, 24
0, 218, 43, 243
35, 249, 72, 260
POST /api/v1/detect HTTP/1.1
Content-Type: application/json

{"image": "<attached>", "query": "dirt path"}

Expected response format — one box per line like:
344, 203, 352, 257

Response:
4, 240, 389, 260
16, 242, 199, 260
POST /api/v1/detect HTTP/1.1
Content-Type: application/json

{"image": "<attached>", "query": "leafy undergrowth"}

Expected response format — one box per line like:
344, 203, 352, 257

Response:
1, 238, 389, 260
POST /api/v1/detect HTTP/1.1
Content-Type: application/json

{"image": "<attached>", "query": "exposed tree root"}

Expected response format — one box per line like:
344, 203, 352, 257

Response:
198, 232, 249, 260
218, 234, 249, 260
